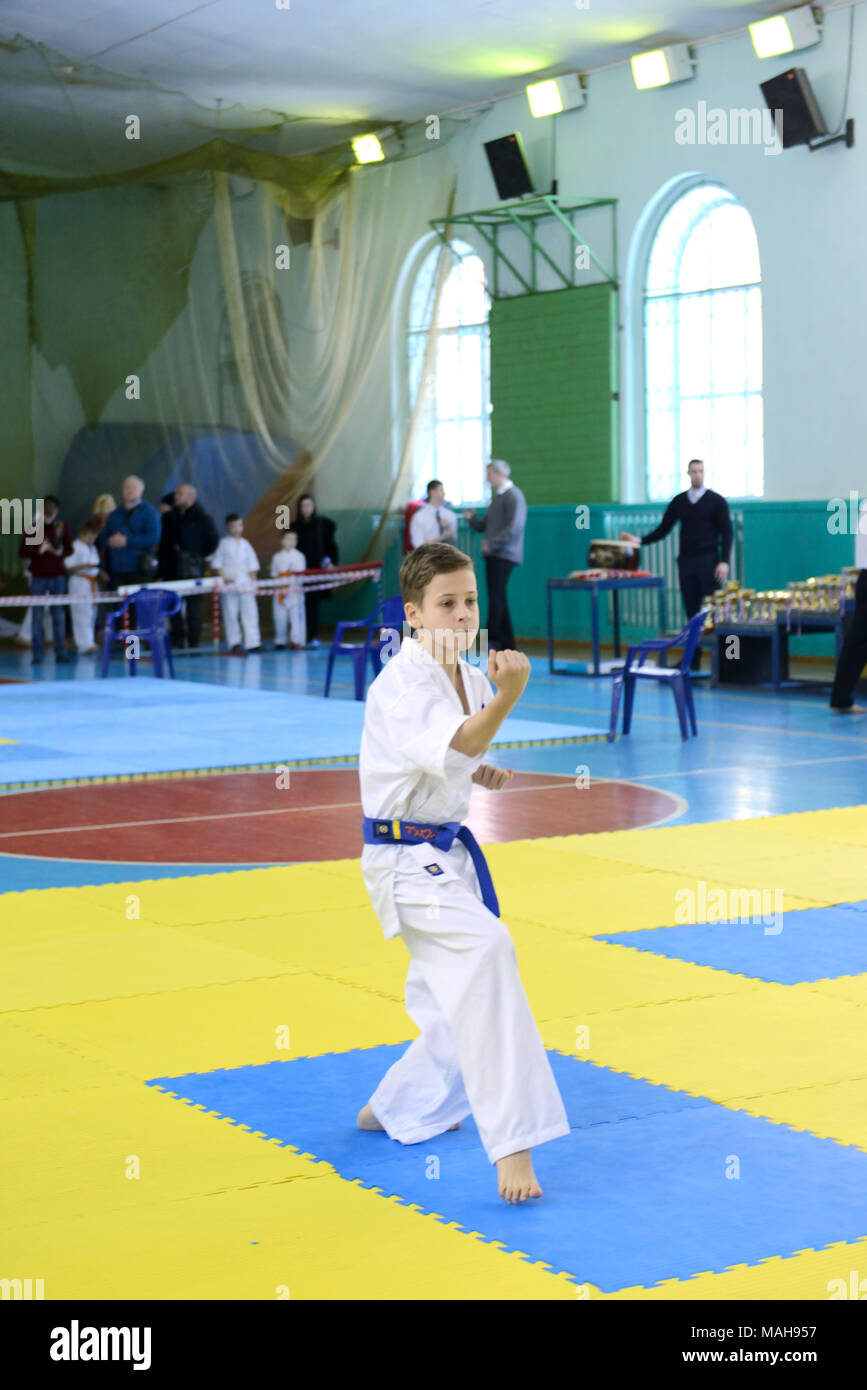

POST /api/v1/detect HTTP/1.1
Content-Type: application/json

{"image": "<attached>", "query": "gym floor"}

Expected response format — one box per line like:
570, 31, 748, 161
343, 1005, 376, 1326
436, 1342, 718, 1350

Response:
2, 641, 866, 1299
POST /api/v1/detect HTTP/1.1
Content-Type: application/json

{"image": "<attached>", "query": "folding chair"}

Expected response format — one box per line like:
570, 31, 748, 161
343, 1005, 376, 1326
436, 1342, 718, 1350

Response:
607, 609, 709, 741
324, 595, 405, 701
100, 588, 182, 678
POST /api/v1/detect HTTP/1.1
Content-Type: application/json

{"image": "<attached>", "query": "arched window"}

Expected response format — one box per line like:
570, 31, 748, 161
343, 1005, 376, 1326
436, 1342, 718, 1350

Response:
407, 239, 490, 506
644, 184, 763, 500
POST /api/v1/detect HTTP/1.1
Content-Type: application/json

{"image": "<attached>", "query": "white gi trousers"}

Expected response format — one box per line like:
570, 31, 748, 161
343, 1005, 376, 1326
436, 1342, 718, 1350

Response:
367, 843, 570, 1165
221, 590, 261, 648
68, 576, 96, 650
272, 594, 305, 646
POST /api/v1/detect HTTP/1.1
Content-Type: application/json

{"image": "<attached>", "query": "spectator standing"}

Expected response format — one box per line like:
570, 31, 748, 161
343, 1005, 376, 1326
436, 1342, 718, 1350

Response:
409, 479, 457, 549
64, 520, 100, 654
97, 476, 161, 586
19, 495, 73, 665
830, 505, 867, 713
89, 492, 116, 639
463, 461, 527, 651
620, 458, 732, 670
270, 530, 307, 650
210, 514, 263, 654
158, 483, 219, 652
91, 492, 117, 534
294, 494, 339, 647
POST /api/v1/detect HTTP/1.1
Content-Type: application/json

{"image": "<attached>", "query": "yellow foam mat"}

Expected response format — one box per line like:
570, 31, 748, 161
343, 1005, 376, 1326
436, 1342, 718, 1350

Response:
0, 1084, 319, 1235
2, 804, 866, 1299
541, 988, 867, 1145
10, 974, 411, 1081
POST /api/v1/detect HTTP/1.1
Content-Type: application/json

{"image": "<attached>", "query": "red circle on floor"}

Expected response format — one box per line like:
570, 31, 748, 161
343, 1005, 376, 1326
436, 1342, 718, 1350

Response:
0, 769, 681, 864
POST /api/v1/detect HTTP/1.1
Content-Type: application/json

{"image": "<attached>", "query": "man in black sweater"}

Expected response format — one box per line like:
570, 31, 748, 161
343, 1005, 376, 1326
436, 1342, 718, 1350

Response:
158, 484, 219, 651
621, 459, 732, 668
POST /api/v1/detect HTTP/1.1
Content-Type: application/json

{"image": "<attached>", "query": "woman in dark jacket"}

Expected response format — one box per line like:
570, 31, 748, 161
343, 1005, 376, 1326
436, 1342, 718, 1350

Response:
294, 494, 338, 647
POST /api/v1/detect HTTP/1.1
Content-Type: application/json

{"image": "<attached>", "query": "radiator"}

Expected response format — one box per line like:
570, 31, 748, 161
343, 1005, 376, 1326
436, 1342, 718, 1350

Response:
603, 508, 744, 632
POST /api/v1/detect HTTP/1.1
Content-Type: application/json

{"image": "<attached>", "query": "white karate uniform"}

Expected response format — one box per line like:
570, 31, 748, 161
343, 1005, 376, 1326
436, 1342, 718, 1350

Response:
18, 562, 32, 642
270, 548, 306, 646
64, 540, 100, 651
359, 635, 570, 1165
409, 502, 457, 548
211, 536, 261, 649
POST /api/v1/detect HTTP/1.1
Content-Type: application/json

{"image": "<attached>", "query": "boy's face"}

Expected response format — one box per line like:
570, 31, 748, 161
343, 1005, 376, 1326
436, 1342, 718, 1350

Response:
281, 532, 297, 549
405, 567, 478, 657
228, 519, 243, 538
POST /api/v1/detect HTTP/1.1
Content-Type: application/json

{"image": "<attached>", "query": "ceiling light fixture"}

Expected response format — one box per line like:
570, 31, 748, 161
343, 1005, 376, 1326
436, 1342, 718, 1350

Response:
526, 73, 584, 117
631, 44, 694, 90
352, 134, 384, 163
750, 7, 822, 59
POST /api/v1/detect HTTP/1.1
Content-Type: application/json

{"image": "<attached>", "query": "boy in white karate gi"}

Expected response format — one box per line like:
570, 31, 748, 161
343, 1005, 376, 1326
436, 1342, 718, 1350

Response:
357, 541, 569, 1203
64, 520, 100, 653
210, 514, 263, 654
270, 529, 306, 650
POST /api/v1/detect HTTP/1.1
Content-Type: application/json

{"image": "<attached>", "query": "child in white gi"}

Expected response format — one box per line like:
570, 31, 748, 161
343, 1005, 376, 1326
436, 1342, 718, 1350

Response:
357, 541, 569, 1203
64, 521, 100, 653
210, 514, 263, 654
270, 530, 306, 650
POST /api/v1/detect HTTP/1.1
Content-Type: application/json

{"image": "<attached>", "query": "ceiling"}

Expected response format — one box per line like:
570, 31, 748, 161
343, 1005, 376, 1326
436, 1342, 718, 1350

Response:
0, 0, 794, 175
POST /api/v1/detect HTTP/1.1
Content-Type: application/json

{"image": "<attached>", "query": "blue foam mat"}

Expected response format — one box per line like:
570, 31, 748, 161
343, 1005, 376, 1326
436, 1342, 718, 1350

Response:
0, 680, 601, 785
0, 856, 270, 893
148, 1047, 867, 1291
599, 902, 867, 984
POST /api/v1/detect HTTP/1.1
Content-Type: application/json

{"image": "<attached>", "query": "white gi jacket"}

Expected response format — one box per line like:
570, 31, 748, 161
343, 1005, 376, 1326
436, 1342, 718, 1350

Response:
65, 539, 100, 580
359, 634, 494, 940
269, 547, 306, 592
210, 536, 259, 583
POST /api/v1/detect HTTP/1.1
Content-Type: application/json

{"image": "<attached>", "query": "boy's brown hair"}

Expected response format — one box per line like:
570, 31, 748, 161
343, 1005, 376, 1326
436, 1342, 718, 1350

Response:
399, 541, 474, 608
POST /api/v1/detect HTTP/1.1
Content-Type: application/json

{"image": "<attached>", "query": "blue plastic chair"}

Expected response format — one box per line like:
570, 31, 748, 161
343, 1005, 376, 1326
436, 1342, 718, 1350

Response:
100, 588, 182, 678
607, 609, 709, 742
324, 595, 405, 700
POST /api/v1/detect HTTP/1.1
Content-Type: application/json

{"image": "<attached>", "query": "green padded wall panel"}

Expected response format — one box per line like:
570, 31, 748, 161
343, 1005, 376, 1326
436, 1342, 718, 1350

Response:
489, 284, 615, 505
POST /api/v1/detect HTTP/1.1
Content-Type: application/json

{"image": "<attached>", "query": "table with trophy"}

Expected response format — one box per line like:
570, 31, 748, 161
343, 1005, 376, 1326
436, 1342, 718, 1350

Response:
705, 571, 859, 689
546, 539, 668, 677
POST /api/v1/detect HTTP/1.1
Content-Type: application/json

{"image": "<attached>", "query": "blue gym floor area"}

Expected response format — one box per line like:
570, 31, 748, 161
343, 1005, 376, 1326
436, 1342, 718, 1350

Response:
2, 642, 865, 841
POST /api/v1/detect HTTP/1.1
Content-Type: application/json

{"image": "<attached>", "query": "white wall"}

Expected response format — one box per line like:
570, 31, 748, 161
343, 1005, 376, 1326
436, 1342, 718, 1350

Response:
434, 2, 867, 503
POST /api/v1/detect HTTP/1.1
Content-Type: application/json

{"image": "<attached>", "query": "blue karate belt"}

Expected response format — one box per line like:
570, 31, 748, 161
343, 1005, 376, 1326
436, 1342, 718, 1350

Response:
362, 817, 500, 918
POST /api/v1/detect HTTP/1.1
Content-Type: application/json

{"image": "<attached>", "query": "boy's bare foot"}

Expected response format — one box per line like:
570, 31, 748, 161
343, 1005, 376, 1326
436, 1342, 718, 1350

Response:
357, 1103, 460, 1133
497, 1149, 542, 1203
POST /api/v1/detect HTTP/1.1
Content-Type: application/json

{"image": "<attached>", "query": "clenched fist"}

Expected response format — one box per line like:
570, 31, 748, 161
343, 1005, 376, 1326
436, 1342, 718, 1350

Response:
472, 763, 514, 790
487, 648, 531, 702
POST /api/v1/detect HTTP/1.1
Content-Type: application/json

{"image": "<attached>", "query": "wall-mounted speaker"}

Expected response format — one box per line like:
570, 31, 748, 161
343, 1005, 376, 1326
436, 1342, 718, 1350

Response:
483, 133, 534, 201
760, 67, 828, 147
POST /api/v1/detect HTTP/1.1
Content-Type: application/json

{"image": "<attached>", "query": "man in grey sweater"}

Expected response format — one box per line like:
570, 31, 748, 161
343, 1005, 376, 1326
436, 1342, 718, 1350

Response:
463, 460, 527, 650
